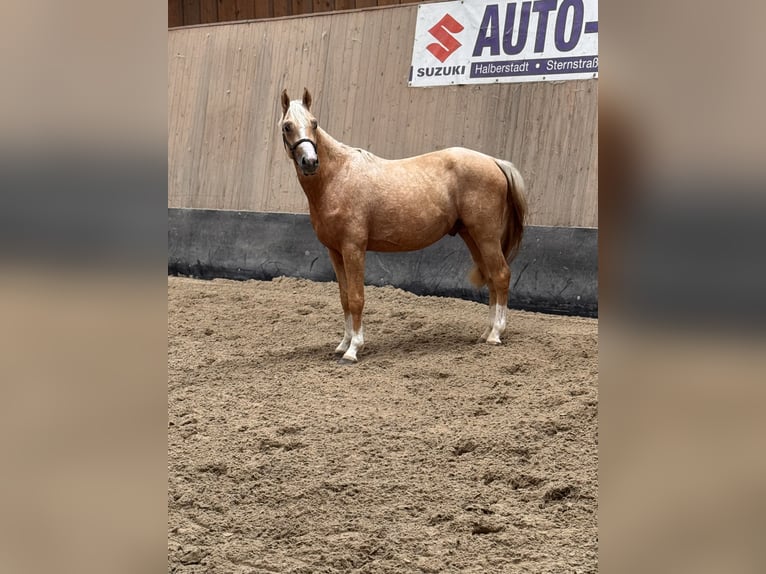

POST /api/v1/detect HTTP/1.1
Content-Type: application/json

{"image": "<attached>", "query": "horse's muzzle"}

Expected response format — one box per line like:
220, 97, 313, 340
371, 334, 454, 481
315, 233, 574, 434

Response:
300, 156, 320, 176
287, 137, 319, 176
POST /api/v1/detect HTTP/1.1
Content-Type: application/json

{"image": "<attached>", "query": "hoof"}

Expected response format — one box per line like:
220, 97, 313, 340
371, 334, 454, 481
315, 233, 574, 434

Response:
334, 341, 351, 354
486, 337, 502, 346
337, 357, 357, 365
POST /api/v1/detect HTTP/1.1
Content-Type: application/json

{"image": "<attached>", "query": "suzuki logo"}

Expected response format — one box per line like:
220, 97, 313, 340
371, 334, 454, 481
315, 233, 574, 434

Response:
426, 14, 464, 63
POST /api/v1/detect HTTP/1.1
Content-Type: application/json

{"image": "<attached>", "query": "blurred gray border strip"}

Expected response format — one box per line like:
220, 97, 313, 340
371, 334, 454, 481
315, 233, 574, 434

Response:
168, 208, 597, 317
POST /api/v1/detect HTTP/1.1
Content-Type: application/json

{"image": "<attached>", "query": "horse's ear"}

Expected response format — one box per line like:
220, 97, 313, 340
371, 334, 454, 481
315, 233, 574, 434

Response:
302, 88, 312, 111
281, 89, 290, 115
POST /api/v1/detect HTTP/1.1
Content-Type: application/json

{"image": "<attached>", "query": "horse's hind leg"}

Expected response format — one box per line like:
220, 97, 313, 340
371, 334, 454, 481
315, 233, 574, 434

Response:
460, 229, 511, 345
475, 239, 511, 345
328, 249, 353, 354
459, 229, 497, 342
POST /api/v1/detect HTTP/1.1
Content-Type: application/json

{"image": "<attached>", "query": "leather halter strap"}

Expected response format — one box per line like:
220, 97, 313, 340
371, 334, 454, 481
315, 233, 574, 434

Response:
283, 134, 318, 163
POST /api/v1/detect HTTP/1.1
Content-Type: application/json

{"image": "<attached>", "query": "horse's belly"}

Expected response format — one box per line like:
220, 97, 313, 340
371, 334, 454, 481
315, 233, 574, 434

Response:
366, 215, 454, 252
366, 238, 438, 252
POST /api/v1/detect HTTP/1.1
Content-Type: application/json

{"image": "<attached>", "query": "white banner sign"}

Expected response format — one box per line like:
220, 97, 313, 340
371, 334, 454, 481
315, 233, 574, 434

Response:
409, 0, 598, 87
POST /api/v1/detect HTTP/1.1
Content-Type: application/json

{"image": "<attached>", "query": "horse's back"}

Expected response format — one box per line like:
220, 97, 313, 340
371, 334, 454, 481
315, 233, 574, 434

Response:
380, 146, 501, 184
403, 146, 494, 165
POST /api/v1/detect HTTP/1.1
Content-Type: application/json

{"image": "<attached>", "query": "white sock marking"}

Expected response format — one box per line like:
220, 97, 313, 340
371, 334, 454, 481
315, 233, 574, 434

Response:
342, 325, 365, 362
335, 314, 353, 353
486, 304, 507, 344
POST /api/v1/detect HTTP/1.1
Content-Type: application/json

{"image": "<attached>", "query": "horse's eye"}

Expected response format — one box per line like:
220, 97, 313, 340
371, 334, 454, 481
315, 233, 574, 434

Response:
283, 123, 292, 133
311, 120, 318, 129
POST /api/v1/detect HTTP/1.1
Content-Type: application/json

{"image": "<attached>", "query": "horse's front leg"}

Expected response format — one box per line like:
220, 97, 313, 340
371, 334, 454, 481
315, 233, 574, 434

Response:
327, 249, 352, 354
338, 246, 366, 363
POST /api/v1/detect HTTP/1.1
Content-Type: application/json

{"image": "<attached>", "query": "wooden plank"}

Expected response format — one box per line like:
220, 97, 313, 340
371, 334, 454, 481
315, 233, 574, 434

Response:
393, 7, 420, 159
253, 21, 278, 193
352, 2, 384, 151
168, 0, 184, 28
167, 32, 184, 202
206, 25, 235, 208
228, 24, 254, 210
319, 13, 347, 139
217, 0, 238, 22
235, 0, 257, 20
272, 0, 291, 17
338, 10, 364, 142
182, 0, 201, 26
292, 0, 314, 15
373, 6, 403, 157
312, 0, 333, 14
199, 0, 219, 23
254, 0, 273, 18
173, 29, 196, 206
333, 0, 355, 10
354, 0, 378, 8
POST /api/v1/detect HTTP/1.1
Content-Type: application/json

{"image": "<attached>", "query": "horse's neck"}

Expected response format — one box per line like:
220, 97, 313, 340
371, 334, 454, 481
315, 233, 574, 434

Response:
316, 128, 350, 167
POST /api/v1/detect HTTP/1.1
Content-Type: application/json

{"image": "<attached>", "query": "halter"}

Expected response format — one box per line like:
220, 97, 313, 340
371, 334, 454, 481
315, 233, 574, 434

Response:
283, 133, 318, 165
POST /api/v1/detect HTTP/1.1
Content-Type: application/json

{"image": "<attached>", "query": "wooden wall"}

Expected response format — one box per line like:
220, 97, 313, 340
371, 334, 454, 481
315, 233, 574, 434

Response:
168, 0, 426, 27
168, 5, 598, 228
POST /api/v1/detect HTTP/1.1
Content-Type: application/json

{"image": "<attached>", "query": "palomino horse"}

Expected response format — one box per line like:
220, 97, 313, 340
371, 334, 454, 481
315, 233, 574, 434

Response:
280, 88, 527, 363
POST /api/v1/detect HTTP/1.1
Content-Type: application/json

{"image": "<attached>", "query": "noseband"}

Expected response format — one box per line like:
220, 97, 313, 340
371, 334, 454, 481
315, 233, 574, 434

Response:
283, 134, 318, 164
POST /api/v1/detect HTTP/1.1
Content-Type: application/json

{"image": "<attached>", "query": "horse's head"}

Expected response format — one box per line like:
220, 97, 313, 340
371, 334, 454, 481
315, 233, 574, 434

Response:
280, 88, 320, 176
